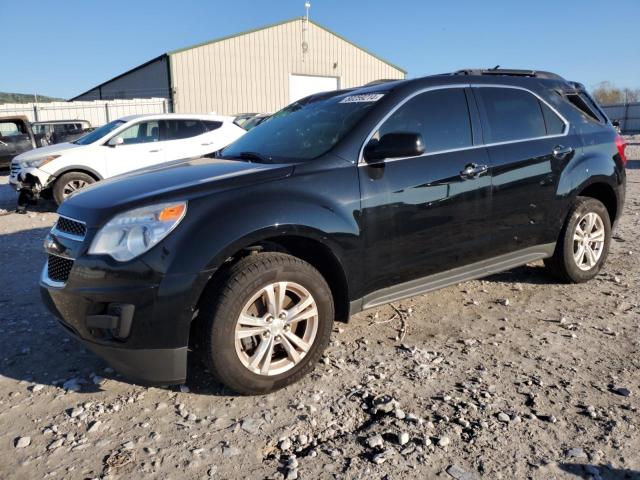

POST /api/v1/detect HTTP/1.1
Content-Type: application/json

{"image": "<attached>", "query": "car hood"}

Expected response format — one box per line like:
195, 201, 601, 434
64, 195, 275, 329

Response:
13, 142, 82, 161
58, 156, 294, 226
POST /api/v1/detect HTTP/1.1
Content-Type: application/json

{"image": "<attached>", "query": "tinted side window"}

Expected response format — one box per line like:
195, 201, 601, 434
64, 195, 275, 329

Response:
203, 120, 222, 131
377, 88, 472, 153
540, 102, 565, 135
165, 120, 206, 140
478, 88, 546, 143
566, 93, 604, 123
115, 121, 160, 145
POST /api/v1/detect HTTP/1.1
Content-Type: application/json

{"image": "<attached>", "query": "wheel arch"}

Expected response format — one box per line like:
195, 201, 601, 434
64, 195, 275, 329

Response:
576, 181, 618, 225
192, 229, 352, 334
51, 165, 103, 184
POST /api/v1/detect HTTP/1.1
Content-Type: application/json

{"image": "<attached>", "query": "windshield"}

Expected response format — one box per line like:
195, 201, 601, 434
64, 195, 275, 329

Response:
221, 93, 383, 162
74, 120, 125, 145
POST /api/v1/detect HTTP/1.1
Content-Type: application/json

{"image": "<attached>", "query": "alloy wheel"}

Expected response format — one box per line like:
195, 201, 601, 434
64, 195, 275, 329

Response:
235, 281, 319, 376
572, 212, 605, 271
62, 179, 89, 197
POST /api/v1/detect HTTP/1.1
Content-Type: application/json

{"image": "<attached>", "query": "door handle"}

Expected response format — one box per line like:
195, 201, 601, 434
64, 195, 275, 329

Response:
552, 145, 573, 160
460, 163, 488, 179
201, 142, 213, 146
148, 149, 162, 153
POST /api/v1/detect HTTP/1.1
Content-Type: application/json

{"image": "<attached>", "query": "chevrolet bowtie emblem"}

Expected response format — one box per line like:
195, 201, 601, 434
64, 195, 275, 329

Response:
44, 234, 65, 255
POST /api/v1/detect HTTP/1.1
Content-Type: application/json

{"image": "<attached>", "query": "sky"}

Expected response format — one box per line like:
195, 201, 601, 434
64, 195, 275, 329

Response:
1, 0, 638, 99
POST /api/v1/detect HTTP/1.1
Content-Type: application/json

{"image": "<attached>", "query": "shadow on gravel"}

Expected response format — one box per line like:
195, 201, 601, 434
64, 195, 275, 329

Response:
483, 264, 553, 285
559, 463, 640, 479
0, 176, 57, 213
626, 159, 640, 170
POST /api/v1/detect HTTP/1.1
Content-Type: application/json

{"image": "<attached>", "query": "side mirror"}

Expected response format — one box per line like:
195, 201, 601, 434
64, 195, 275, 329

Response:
107, 136, 124, 147
363, 133, 425, 163
612, 120, 620, 127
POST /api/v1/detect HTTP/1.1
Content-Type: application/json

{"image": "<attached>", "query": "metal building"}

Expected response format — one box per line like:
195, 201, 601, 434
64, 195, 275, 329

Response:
71, 17, 406, 115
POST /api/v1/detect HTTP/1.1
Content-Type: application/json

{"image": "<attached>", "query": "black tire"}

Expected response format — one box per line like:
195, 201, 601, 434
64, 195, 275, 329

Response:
53, 172, 95, 205
544, 196, 611, 283
199, 252, 334, 395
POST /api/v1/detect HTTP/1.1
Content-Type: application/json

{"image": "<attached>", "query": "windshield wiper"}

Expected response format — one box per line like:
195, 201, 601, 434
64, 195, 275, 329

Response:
237, 151, 269, 163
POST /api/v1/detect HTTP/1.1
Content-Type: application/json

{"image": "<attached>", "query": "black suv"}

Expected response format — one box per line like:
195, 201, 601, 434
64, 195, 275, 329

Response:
40, 69, 627, 394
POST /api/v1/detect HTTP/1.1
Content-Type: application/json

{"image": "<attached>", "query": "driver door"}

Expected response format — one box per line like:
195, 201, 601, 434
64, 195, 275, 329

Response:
358, 87, 494, 298
104, 120, 167, 177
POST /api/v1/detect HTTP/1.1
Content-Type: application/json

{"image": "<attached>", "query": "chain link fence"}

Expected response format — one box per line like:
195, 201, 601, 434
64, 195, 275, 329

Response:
0, 98, 170, 128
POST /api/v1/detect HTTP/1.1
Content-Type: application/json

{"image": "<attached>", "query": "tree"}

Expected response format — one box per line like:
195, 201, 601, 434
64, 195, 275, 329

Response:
591, 81, 640, 105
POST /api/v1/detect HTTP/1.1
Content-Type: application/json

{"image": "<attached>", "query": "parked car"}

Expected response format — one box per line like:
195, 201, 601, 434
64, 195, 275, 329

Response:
241, 113, 271, 131
233, 112, 259, 128
0, 116, 47, 169
10, 113, 245, 205
40, 69, 626, 394
32, 120, 93, 145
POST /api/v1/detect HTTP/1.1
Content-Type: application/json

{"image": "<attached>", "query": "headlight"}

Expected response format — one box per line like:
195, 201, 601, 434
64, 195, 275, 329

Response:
89, 202, 187, 261
19, 155, 60, 168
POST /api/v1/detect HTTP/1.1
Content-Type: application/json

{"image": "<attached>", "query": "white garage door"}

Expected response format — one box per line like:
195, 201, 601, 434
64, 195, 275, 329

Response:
289, 74, 339, 103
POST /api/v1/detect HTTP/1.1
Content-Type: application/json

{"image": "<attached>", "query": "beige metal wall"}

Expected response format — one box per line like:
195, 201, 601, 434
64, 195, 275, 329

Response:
169, 19, 405, 114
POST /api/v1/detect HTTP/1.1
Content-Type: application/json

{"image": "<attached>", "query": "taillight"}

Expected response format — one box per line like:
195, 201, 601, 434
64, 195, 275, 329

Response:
615, 134, 627, 166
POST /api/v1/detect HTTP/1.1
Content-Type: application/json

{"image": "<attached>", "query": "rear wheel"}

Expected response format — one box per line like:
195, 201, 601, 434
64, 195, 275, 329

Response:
544, 196, 611, 283
200, 252, 334, 394
53, 172, 95, 205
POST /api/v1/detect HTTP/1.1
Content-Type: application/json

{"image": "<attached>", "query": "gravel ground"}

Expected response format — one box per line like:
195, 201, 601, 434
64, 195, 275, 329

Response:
0, 145, 639, 479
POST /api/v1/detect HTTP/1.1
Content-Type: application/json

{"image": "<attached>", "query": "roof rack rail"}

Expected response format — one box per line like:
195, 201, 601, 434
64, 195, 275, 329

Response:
454, 68, 565, 81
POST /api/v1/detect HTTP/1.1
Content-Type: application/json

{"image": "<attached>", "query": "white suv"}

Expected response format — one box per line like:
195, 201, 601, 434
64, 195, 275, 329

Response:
10, 113, 245, 205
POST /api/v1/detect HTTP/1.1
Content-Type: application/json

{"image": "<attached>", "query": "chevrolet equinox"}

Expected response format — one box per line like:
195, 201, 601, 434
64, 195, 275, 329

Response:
40, 69, 627, 394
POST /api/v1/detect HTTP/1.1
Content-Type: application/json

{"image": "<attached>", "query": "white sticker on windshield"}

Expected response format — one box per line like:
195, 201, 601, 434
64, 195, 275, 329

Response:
339, 93, 385, 103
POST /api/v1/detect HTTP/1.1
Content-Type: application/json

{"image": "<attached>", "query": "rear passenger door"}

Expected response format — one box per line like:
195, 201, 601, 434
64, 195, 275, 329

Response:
359, 87, 494, 296
473, 86, 577, 255
162, 119, 210, 161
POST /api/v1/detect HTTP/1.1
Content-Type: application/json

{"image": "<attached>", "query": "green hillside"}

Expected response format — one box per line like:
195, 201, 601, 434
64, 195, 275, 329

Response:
0, 92, 65, 104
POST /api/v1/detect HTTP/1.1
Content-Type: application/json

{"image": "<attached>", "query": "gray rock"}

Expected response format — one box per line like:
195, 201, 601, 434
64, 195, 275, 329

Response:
446, 464, 478, 480
87, 421, 102, 433
63, 378, 81, 392
367, 434, 384, 448
15, 437, 31, 448
438, 436, 451, 447
398, 432, 410, 446
69, 407, 84, 418
372, 452, 388, 464
241, 418, 261, 434
279, 438, 292, 451
207, 465, 218, 477
566, 447, 588, 459
286, 468, 299, 480
497, 412, 510, 423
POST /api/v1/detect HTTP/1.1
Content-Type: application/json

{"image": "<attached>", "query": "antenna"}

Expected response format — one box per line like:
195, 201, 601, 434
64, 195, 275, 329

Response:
302, 1, 311, 57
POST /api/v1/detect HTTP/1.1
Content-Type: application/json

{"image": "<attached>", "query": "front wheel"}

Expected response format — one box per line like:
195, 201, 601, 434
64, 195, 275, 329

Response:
53, 172, 96, 205
200, 252, 334, 394
544, 196, 611, 283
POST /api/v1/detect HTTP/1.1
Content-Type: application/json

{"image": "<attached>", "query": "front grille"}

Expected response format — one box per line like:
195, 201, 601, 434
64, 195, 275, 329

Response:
10, 163, 20, 176
47, 254, 74, 283
55, 216, 86, 238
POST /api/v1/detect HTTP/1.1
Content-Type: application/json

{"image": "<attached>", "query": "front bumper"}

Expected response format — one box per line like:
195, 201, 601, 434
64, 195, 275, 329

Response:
9, 166, 52, 192
39, 253, 211, 386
